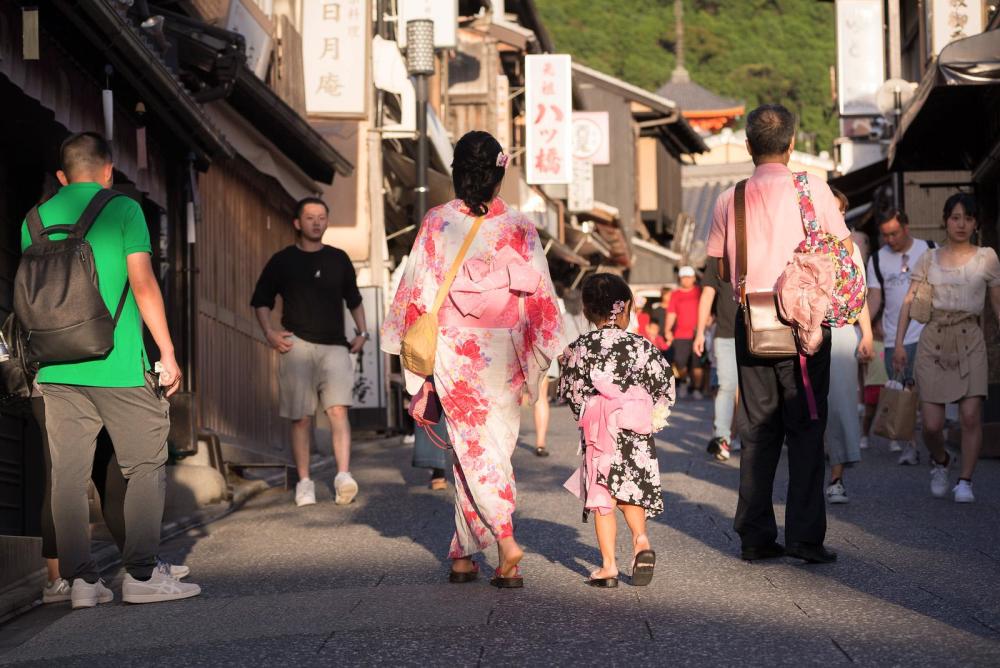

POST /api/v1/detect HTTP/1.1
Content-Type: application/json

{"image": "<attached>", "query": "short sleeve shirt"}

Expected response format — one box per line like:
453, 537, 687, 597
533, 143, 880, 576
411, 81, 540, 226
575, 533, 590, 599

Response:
867, 239, 930, 347
707, 164, 850, 296
666, 286, 701, 340
21, 183, 152, 387
702, 263, 738, 338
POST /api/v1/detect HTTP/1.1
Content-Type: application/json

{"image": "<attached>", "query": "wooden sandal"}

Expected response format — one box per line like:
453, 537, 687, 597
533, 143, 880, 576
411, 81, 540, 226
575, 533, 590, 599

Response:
489, 564, 523, 589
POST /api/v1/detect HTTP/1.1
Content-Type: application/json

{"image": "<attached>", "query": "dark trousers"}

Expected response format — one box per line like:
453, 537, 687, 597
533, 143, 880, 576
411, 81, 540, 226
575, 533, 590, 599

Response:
33, 397, 128, 561
733, 312, 831, 548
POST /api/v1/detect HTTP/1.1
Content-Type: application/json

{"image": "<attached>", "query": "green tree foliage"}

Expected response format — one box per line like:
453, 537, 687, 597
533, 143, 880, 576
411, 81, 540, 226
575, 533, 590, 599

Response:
536, 0, 838, 152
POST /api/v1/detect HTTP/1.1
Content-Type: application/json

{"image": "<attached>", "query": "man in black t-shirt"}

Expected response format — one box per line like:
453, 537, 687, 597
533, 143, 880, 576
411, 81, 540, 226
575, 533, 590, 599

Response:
694, 263, 741, 461
251, 197, 368, 508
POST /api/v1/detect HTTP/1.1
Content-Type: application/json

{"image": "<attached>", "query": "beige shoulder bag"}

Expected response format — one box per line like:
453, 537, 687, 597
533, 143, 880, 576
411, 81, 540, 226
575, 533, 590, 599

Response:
400, 215, 485, 376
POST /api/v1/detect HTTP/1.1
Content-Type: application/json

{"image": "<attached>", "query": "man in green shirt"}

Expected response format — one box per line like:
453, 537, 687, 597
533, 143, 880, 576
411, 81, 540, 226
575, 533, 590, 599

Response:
23, 132, 200, 608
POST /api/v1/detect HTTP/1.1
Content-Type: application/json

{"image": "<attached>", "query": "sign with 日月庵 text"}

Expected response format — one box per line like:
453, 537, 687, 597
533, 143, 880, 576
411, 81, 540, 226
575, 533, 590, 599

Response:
525, 54, 572, 185
302, 0, 371, 118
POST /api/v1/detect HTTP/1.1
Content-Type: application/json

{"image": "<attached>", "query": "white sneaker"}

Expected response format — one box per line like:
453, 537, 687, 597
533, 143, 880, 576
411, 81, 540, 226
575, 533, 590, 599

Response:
157, 558, 190, 580
402, 434, 416, 445
70, 578, 113, 609
826, 480, 849, 504
897, 443, 920, 466
953, 480, 975, 503
122, 571, 201, 604
889, 440, 903, 453
859, 436, 869, 450
930, 456, 952, 498
335, 472, 359, 505
295, 478, 317, 507
42, 578, 72, 604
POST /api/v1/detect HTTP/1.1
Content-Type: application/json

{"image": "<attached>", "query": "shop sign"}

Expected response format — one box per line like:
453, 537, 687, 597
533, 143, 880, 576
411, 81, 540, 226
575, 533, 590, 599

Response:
835, 0, 885, 116
525, 54, 572, 185
572, 112, 610, 165
303, 0, 371, 118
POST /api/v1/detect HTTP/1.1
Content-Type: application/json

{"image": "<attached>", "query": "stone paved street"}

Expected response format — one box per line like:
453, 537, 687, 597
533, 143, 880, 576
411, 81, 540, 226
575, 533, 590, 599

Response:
1, 398, 999, 666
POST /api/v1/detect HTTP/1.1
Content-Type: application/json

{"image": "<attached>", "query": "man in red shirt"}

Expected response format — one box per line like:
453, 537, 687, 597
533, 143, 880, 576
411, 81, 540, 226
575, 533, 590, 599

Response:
664, 266, 704, 399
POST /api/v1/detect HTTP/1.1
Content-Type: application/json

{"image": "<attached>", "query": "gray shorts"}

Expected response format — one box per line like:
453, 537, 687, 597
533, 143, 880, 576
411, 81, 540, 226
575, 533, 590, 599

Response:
279, 335, 355, 419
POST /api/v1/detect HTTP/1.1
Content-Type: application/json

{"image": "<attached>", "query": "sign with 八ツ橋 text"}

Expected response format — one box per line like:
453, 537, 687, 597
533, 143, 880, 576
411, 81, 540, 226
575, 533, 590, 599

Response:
525, 54, 572, 185
835, 0, 885, 116
572, 112, 610, 165
302, 0, 371, 118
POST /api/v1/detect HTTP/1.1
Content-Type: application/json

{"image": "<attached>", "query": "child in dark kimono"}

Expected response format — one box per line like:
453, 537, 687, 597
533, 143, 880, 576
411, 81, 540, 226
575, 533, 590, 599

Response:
559, 273, 675, 588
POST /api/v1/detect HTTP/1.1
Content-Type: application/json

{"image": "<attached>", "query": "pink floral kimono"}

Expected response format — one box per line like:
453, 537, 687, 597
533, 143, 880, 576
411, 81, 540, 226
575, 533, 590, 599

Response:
382, 198, 563, 558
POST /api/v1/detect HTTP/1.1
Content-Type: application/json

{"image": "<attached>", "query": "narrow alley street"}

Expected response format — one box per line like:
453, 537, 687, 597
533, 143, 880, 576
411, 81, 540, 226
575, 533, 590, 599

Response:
1, 399, 999, 666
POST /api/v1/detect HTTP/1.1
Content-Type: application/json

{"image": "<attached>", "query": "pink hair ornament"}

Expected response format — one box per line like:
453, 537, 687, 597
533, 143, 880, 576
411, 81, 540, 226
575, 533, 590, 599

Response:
610, 300, 627, 319
496, 152, 510, 168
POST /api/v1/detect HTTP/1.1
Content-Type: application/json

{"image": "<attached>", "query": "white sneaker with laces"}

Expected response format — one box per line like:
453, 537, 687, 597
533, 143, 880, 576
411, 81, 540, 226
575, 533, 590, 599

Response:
930, 456, 951, 498
42, 578, 72, 604
859, 436, 869, 450
889, 440, 903, 453
826, 481, 849, 504
953, 480, 975, 504
70, 578, 113, 609
897, 443, 920, 466
402, 434, 416, 445
295, 478, 317, 507
157, 558, 190, 580
335, 472, 359, 505
122, 571, 201, 604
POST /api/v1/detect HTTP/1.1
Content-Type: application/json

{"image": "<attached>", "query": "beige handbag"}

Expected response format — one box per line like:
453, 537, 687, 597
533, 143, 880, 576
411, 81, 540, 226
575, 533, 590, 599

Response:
400, 216, 484, 376
909, 280, 934, 324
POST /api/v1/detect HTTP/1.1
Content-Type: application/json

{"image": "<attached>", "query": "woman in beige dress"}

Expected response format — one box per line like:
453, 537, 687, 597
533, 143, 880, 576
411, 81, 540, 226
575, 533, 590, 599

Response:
894, 194, 1000, 503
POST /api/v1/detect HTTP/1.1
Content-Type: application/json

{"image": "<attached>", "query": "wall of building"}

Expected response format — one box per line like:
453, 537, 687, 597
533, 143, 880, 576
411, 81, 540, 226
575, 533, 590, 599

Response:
579, 85, 637, 237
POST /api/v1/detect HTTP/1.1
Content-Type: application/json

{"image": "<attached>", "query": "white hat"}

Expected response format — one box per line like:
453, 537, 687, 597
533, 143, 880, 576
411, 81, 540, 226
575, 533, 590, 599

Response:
678, 266, 696, 278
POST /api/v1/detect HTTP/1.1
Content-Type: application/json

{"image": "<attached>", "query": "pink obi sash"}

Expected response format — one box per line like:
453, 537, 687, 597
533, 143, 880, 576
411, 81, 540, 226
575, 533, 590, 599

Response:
564, 371, 653, 516
438, 246, 542, 329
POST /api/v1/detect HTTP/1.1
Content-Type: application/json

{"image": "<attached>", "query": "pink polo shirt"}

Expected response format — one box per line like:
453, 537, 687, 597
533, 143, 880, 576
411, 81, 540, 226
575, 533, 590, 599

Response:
707, 163, 849, 297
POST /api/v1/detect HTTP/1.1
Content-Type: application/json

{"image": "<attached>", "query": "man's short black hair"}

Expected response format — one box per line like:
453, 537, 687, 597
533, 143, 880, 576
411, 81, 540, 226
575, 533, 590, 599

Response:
60, 132, 112, 176
878, 208, 909, 227
745, 104, 796, 157
295, 196, 329, 220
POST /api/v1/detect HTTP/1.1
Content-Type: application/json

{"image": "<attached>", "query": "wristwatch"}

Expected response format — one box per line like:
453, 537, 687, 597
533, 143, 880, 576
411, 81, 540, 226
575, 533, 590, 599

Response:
355, 329, 370, 340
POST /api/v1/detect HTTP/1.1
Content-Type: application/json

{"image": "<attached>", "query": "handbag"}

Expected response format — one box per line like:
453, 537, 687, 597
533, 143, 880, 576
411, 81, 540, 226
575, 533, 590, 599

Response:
735, 180, 798, 358
409, 379, 451, 449
910, 280, 934, 324
400, 215, 485, 377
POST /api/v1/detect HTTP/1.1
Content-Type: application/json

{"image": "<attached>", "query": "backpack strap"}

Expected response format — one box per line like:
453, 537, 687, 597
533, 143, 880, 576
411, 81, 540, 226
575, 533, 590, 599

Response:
71, 189, 122, 239
112, 281, 131, 324
792, 172, 821, 234
25, 207, 46, 246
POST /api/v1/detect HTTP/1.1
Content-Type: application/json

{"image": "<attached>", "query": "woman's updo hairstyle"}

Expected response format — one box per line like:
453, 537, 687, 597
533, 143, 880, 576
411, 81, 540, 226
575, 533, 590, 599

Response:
943, 192, 978, 223
452, 131, 505, 216
581, 272, 633, 325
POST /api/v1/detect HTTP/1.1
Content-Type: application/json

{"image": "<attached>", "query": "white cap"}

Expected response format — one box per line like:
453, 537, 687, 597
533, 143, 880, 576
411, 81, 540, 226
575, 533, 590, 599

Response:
678, 266, 696, 278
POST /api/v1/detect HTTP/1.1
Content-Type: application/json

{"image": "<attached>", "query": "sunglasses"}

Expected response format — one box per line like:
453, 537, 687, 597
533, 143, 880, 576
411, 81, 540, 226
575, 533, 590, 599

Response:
900, 253, 910, 274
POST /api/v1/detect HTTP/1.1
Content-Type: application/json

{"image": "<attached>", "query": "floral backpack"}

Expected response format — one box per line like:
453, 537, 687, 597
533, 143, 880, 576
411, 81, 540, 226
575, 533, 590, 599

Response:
790, 172, 865, 327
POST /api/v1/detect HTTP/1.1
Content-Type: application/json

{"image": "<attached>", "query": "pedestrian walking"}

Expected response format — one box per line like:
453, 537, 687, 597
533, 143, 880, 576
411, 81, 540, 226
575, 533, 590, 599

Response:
21, 132, 199, 607
894, 194, 1000, 503
251, 197, 368, 508
558, 273, 674, 587
867, 209, 935, 464
381, 131, 563, 587
824, 190, 874, 505
694, 261, 740, 461
707, 105, 851, 564
664, 266, 705, 399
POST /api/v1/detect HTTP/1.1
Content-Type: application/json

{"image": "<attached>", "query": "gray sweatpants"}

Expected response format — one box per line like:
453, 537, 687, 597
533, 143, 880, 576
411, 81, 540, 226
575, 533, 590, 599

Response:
42, 379, 169, 582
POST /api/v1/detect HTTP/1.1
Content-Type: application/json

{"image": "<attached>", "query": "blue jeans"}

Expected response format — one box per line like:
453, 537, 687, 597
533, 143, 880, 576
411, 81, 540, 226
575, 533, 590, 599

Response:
884, 342, 918, 384
713, 337, 738, 441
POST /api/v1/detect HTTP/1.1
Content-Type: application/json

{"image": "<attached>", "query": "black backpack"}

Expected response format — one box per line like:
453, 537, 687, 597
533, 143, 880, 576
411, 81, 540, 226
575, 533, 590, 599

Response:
14, 189, 130, 364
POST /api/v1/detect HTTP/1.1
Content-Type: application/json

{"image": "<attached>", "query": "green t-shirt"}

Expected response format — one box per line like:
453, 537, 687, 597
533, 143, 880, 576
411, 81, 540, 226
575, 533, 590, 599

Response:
20, 182, 152, 387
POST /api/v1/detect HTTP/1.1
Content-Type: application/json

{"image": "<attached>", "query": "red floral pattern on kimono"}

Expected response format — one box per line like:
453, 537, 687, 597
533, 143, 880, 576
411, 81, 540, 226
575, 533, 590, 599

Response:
382, 198, 563, 558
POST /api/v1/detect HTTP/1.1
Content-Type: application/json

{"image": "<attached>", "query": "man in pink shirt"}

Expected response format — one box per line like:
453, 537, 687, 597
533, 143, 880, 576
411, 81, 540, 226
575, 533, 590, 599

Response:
707, 105, 852, 565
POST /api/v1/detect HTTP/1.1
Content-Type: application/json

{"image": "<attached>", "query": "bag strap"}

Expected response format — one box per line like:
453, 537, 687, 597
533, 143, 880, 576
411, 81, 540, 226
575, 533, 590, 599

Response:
429, 215, 485, 316
112, 281, 131, 324
735, 179, 749, 302
72, 189, 122, 239
792, 172, 821, 235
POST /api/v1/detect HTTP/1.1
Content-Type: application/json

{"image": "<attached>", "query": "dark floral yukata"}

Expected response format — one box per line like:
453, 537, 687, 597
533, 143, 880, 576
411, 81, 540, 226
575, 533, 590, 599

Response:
558, 325, 674, 519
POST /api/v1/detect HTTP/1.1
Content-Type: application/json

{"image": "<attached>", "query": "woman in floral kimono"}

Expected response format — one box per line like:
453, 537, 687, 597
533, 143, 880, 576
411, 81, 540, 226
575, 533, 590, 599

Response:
559, 273, 674, 587
381, 131, 563, 587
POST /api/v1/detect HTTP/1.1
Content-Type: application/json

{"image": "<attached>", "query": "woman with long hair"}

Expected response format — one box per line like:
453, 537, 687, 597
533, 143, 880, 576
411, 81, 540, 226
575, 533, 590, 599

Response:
894, 193, 1000, 503
382, 131, 563, 585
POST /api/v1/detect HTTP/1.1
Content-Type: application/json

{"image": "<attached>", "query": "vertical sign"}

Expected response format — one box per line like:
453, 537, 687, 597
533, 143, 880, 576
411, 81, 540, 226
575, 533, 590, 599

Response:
226, 0, 275, 79
525, 54, 572, 185
397, 0, 458, 49
572, 112, 610, 165
930, 0, 984, 55
568, 160, 594, 212
496, 74, 511, 152
302, 0, 371, 117
835, 0, 885, 116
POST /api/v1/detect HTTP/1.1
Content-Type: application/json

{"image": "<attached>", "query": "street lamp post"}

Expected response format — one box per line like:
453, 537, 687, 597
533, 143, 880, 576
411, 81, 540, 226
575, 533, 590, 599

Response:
406, 19, 435, 227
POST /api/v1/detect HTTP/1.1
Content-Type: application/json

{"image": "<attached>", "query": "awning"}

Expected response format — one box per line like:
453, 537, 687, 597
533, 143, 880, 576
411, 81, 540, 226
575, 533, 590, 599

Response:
889, 29, 1000, 172
829, 158, 890, 205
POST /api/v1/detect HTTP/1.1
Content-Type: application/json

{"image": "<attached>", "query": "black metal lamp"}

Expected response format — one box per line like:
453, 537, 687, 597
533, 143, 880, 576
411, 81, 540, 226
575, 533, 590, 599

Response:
406, 19, 435, 225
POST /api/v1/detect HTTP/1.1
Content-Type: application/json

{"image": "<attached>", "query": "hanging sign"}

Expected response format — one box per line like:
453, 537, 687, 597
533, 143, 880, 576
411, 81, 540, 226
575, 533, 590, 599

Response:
929, 0, 984, 55
568, 159, 594, 213
226, 0, 275, 80
572, 112, 610, 165
303, 0, 371, 118
525, 54, 573, 185
835, 0, 885, 116
397, 0, 458, 49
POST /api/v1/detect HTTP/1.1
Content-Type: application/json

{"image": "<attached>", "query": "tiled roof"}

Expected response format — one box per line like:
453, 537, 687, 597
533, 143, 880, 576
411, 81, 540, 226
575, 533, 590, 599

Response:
656, 80, 742, 113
